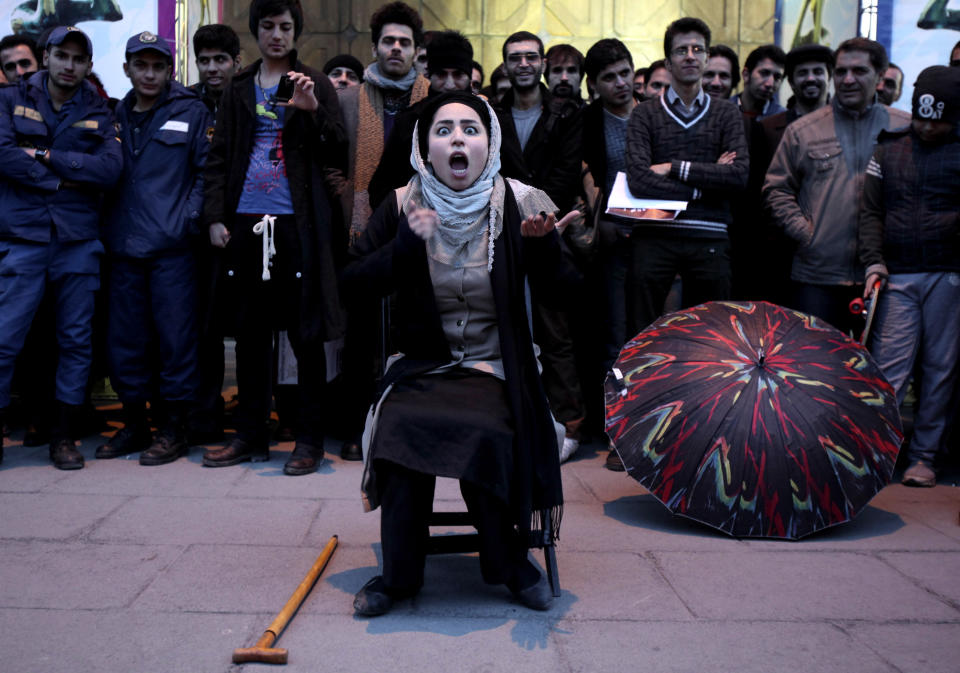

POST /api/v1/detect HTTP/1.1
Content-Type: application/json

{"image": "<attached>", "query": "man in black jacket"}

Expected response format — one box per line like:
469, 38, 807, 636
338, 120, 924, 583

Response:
581, 38, 637, 471
495, 31, 585, 461
201, 0, 347, 475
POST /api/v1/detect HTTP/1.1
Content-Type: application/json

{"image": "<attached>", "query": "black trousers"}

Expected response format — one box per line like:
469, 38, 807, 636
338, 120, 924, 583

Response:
376, 460, 539, 593
630, 234, 731, 333
229, 214, 326, 447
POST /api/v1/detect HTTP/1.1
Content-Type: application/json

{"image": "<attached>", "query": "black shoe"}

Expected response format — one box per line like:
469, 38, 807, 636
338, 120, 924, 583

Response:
509, 574, 552, 611
202, 437, 269, 467
353, 576, 393, 616
50, 438, 84, 470
340, 439, 363, 462
283, 442, 323, 475
96, 425, 152, 459
352, 576, 419, 616
604, 448, 625, 472
140, 430, 186, 466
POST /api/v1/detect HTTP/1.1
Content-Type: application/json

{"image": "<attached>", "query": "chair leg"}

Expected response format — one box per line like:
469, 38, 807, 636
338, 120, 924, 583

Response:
542, 510, 561, 597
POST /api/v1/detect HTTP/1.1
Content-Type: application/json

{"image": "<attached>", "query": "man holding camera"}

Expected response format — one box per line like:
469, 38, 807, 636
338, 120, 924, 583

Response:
202, 0, 347, 475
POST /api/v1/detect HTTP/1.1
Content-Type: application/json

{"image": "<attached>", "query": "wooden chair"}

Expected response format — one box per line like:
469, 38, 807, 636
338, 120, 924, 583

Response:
379, 297, 561, 597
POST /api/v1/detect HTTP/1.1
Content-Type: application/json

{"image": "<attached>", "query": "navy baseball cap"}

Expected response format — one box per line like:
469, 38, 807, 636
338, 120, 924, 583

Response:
125, 31, 172, 59
46, 26, 93, 57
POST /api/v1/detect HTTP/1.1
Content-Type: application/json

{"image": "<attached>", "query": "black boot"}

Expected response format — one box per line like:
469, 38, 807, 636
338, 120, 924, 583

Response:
96, 403, 151, 459
140, 401, 188, 466
49, 403, 84, 470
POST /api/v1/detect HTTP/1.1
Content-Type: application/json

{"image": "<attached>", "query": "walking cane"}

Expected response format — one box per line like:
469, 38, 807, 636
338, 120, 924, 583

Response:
848, 280, 882, 346
232, 535, 339, 665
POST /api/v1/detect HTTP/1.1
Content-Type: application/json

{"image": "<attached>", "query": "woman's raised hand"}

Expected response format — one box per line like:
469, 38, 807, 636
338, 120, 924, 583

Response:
521, 210, 579, 237
407, 199, 440, 240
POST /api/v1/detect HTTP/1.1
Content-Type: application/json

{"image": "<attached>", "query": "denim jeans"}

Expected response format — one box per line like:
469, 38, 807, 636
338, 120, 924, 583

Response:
869, 272, 960, 464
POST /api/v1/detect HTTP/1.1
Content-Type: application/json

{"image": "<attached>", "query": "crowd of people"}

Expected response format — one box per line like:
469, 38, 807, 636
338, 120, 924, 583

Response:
0, 0, 958, 611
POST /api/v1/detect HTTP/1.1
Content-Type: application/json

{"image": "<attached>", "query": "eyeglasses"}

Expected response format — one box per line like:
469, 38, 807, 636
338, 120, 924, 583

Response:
506, 52, 541, 65
671, 44, 706, 58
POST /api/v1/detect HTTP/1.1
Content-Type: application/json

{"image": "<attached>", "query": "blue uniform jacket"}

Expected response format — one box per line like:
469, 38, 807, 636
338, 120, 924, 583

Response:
106, 81, 212, 257
0, 71, 121, 243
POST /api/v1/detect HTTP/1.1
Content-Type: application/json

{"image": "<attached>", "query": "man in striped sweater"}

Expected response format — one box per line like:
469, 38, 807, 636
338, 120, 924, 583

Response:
625, 17, 749, 333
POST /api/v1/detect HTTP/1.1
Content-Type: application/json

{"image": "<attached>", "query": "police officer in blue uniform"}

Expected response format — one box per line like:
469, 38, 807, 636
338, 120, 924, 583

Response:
0, 26, 121, 469
96, 32, 214, 466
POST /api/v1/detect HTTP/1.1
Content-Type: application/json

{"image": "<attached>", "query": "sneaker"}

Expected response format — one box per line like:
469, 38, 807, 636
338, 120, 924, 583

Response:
902, 460, 936, 487
559, 436, 579, 463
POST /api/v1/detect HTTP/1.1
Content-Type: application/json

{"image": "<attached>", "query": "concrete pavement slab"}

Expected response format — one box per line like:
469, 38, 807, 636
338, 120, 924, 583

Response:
229, 458, 361, 500
0, 607, 257, 673
46, 452, 247, 497
878, 551, 960, 605
653, 550, 960, 621
739, 504, 960, 551
0, 447, 71, 491
554, 620, 898, 673
891, 500, 960, 542
88, 495, 320, 546
249, 613, 568, 673
845, 623, 960, 673
0, 541, 184, 609
551, 550, 693, 621
558, 498, 749, 553
132, 543, 361, 615
0, 492, 128, 540
303, 498, 380, 549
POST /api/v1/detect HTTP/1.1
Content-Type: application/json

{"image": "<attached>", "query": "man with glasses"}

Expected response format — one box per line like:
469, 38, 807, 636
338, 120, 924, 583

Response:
624, 17, 748, 332
495, 30, 586, 463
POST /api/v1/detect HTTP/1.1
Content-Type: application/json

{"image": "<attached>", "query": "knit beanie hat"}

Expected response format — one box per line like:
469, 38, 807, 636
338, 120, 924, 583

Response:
912, 65, 960, 125
322, 54, 364, 81
425, 30, 473, 77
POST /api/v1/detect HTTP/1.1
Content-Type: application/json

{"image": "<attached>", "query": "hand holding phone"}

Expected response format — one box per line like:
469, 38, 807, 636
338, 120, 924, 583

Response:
274, 74, 295, 103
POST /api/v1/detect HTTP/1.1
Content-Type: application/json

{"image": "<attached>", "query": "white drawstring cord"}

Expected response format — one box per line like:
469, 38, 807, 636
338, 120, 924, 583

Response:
252, 214, 276, 280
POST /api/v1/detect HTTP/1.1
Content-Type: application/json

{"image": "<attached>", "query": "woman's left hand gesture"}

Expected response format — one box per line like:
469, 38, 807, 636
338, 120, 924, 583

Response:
520, 210, 579, 237
282, 71, 318, 112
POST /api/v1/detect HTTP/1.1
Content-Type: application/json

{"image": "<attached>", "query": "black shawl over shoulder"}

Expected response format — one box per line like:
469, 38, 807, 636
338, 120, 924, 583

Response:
343, 181, 567, 540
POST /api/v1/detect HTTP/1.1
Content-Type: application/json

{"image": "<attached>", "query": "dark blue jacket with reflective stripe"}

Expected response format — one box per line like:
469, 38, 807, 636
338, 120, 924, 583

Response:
105, 80, 213, 257
0, 71, 121, 243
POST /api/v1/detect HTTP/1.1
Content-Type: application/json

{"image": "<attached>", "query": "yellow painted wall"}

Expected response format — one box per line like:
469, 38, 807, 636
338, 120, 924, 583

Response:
217, 0, 776, 87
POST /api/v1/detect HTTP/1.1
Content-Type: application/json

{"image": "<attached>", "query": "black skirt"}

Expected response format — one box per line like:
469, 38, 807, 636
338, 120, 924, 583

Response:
371, 367, 515, 505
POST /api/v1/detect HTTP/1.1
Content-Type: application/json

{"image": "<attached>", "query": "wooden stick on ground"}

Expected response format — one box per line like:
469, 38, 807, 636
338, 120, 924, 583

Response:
232, 535, 339, 665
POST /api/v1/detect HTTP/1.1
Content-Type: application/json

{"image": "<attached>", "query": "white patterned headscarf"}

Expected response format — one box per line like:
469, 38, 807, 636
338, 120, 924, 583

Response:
406, 95, 504, 271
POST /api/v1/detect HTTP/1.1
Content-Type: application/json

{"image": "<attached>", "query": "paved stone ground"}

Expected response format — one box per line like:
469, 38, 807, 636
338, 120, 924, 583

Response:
1, 425, 958, 673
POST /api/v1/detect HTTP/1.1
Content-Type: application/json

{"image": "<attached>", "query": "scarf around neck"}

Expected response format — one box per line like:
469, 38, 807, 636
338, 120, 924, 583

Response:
363, 62, 419, 92
407, 98, 504, 270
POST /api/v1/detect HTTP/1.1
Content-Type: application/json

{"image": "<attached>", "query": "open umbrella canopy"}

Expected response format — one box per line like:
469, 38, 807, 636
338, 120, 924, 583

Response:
604, 301, 903, 540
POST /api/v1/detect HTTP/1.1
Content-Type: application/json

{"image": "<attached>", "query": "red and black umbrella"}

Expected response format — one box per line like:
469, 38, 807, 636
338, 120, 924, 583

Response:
604, 301, 903, 540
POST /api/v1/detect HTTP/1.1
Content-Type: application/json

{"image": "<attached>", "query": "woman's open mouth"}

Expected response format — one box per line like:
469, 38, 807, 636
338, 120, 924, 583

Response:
449, 152, 469, 177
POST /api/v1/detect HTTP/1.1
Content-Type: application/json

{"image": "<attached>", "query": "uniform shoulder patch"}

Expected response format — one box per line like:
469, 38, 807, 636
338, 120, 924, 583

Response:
13, 105, 43, 122
206, 126, 215, 142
